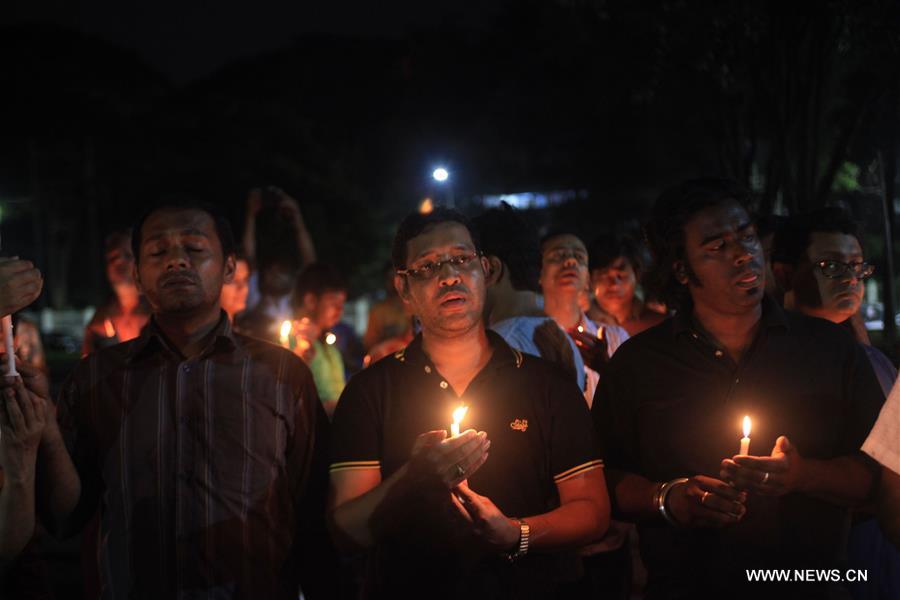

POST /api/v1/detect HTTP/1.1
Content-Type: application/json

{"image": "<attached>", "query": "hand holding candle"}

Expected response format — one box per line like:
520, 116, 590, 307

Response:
739, 415, 751, 455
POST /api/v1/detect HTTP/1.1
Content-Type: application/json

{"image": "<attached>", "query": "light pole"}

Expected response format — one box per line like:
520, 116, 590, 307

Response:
432, 167, 454, 208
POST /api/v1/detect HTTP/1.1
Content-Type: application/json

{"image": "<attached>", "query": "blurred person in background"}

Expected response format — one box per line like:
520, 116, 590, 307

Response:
290, 263, 348, 418
586, 234, 666, 337
82, 230, 150, 355
220, 253, 251, 321
363, 262, 412, 351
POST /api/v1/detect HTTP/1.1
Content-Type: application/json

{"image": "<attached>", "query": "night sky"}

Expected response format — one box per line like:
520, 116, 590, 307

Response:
6, 0, 503, 83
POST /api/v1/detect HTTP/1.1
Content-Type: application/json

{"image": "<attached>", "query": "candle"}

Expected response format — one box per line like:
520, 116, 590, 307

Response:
450, 404, 468, 437
279, 320, 293, 349
104, 319, 116, 338
597, 326, 604, 340
325, 332, 337, 345
576, 325, 584, 333
2, 315, 16, 377
739, 415, 751, 455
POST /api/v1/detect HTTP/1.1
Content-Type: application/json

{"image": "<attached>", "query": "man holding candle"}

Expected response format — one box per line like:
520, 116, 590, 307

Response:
329, 208, 610, 599
31, 204, 334, 599
594, 178, 884, 597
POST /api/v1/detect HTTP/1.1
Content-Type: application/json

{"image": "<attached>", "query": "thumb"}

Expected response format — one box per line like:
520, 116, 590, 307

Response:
773, 435, 793, 455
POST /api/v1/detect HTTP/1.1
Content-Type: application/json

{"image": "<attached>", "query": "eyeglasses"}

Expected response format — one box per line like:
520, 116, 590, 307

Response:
815, 259, 875, 280
397, 252, 481, 280
543, 248, 588, 266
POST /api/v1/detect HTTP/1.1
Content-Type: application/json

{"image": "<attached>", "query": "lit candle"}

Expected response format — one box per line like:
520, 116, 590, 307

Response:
103, 319, 116, 339
2, 315, 16, 377
325, 332, 337, 345
597, 326, 604, 340
279, 320, 293, 348
450, 404, 468, 437
576, 325, 584, 333
739, 415, 751, 455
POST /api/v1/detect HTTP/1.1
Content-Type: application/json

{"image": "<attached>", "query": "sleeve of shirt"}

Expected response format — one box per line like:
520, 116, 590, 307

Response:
591, 349, 640, 474
863, 372, 900, 475
839, 341, 886, 457
329, 370, 382, 474
548, 370, 603, 484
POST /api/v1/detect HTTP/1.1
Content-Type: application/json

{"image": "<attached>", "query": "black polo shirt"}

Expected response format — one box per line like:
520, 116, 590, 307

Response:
331, 330, 602, 599
592, 296, 885, 598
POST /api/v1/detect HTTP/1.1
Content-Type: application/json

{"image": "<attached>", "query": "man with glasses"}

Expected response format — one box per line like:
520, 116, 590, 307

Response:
772, 206, 899, 599
328, 208, 610, 599
771, 206, 892, 391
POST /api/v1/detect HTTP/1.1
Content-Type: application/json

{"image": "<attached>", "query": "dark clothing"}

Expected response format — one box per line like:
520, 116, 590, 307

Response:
593, 298, 884, 599
331, 331, 602, 599
58, 313, 331, 600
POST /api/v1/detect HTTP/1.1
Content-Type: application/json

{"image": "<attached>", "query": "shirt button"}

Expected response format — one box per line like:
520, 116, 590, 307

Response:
440, 381, 448, 389
182, 365, 191, 373
735, 378, 740, 384
691, 333, 699, 339
714, 350, 723, 358
424, 366, 432, 374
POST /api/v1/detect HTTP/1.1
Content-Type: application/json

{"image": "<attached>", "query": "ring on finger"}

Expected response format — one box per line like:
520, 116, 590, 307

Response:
761, 471, 770, 485
700, 491, 710, 506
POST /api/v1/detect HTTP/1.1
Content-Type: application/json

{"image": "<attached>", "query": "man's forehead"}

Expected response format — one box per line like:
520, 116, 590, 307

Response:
686, 201, 750, 235
407, 222, 475, 258
542, 234, 586, 252
142, 208, 216, 238
808, 231, 862, 256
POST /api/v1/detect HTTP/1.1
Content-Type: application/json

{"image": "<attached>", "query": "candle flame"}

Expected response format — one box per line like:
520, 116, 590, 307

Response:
597, 327, 604, 340
279, 320, 292, 339
577, 325, 584, 333
325, 332, 337, 345
742, 415, 752, 438
452, 405, 468, 426
103, 319, 116, 338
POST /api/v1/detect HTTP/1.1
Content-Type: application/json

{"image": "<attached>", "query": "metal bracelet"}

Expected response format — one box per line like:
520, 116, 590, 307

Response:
657, 477, 689, 527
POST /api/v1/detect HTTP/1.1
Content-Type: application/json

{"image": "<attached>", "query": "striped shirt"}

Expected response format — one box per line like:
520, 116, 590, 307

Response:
58, 313, 330, 599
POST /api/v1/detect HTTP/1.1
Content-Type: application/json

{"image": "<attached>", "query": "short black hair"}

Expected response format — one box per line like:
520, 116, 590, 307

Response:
391, 207, 481, 270
588, 234, 646, 277
471, 203, 541, 293
294, 262, 348, 299
772, 206, 861, 267
539, 229, 585, 251
132, 202, 236, 264
644, 178, 751, 311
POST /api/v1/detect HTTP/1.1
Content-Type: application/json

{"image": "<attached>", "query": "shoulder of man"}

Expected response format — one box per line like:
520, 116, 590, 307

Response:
233, 332, 315, 381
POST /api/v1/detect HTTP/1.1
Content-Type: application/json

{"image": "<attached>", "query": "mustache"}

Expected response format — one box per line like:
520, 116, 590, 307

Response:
434, 284, 469, 302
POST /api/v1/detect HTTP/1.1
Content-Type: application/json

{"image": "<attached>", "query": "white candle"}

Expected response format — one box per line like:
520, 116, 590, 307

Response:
739, 415, 751, 455
450, 404, 468, 437
3, 315, 17, 377
279, 320, 292, 348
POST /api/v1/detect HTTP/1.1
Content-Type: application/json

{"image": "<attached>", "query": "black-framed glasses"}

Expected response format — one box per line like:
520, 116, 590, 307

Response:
397, 252, 481, 280
815, 259, 875, 280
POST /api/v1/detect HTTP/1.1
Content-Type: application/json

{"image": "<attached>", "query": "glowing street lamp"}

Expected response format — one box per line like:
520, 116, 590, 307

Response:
432, 167, 449, 182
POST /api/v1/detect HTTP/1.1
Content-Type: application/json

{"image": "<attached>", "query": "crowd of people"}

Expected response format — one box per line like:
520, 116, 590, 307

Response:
0, 178, 899, 599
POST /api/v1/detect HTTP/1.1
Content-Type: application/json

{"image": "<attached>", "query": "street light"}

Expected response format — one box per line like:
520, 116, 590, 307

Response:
432, 167, 449, 182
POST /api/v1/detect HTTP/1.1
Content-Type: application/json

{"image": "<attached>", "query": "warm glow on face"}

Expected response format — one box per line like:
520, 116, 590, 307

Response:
280, 320, 292, 339
453, 405, 468, 426
325, 332, 337, 345
742, 415, 752, 438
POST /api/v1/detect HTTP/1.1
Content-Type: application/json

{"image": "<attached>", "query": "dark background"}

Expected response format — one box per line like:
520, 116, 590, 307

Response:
1, 0, 899, 309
